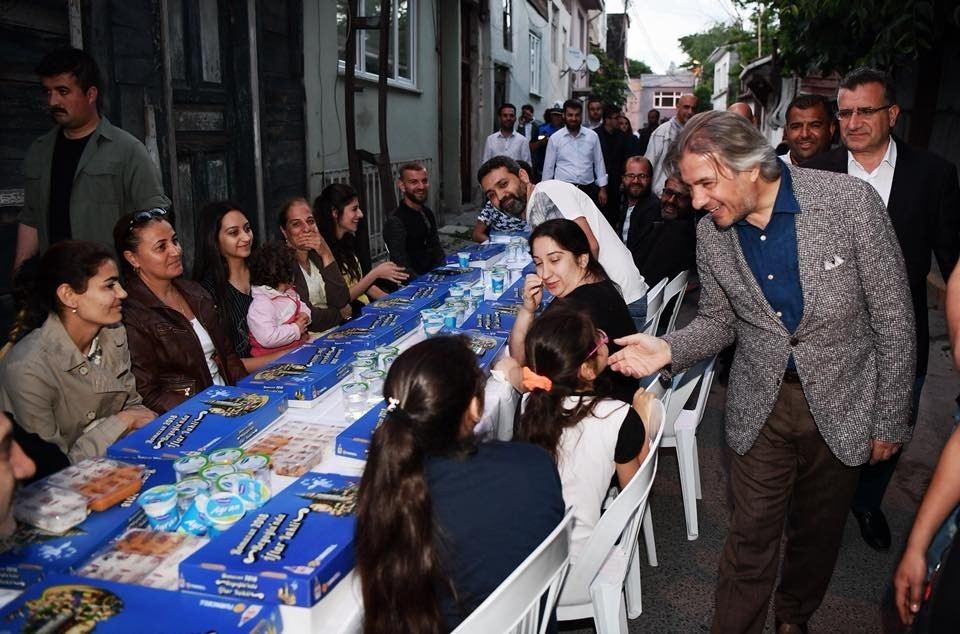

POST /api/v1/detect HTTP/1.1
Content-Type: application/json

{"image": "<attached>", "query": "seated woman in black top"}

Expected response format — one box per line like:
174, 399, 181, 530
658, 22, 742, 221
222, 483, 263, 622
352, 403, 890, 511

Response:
509, 218, 639, 402
355, 336, 564, 632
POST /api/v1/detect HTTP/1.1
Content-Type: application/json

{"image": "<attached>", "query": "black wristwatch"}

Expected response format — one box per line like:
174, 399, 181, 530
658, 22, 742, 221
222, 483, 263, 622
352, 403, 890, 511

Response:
657, 364, 673, 388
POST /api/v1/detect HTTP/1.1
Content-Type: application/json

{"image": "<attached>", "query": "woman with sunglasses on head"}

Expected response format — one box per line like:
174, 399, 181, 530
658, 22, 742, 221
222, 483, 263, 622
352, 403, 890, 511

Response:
355, 336, 564, 633
114, 209, 246, 413
510, 218, 639, 401
0, 241, 155, 464
498, 308, 653, 564
314, 183, 408, 314
277, 197, 353, 328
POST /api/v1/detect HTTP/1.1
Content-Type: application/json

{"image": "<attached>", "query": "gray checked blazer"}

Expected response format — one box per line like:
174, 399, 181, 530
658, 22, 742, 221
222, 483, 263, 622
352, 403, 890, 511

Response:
662, 165, 916, 466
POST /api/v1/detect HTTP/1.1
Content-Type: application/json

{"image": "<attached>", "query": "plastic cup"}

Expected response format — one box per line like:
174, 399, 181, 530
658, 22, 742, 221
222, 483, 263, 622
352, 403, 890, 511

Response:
350, 358, 376, 380
342, 382, 370, 421
359, 369, 386, 403
457, 251, 471, 268
490, 269, 506, 295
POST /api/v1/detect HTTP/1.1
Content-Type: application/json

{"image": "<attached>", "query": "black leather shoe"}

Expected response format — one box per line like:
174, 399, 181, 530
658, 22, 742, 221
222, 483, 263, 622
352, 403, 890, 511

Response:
853, 509, 891, 551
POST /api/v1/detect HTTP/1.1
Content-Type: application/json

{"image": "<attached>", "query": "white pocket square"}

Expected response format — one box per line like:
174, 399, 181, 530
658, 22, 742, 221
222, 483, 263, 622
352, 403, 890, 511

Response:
824, 255, 845, 271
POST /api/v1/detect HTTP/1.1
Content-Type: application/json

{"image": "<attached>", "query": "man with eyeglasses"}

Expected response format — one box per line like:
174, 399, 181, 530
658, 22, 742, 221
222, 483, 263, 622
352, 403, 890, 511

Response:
14, 47, 169, 271
616, 156, 658, 245
806, 66, 960, 553
628, 173, 696, 290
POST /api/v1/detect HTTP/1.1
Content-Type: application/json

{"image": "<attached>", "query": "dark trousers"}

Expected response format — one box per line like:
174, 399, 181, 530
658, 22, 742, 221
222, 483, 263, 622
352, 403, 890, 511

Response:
712, 378, 859, 633
851, 374, 925, 512
575, 183, 601, 210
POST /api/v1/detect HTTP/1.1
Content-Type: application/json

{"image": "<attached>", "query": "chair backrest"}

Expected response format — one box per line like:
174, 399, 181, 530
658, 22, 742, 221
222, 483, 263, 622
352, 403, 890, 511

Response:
454, 508, 576, 634
559, 398, 666, 599
661, 367, 703, 440
659, 270, 689, 335
641, 277, 669, 335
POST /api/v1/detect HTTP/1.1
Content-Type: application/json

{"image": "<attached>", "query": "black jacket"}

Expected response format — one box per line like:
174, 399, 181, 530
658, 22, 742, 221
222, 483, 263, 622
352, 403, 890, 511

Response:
383, 202, 446, 275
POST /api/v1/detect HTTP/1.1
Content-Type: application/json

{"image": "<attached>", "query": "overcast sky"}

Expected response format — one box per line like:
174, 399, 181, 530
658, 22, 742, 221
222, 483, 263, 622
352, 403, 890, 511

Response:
607, 0, 749, 74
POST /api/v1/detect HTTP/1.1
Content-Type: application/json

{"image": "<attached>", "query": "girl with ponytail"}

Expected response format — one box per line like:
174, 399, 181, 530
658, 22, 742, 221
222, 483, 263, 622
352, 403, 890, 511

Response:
499, 307, 653, 564
355, 335, 564, 632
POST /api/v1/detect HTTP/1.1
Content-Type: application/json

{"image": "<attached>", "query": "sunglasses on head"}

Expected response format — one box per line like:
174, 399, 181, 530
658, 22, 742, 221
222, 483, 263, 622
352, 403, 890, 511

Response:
129, 208, 168, 227
584, 328, 609, 362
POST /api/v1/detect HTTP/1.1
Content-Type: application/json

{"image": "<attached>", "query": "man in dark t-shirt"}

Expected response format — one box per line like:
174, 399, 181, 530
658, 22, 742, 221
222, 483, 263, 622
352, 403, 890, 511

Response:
383, 162, 445, 275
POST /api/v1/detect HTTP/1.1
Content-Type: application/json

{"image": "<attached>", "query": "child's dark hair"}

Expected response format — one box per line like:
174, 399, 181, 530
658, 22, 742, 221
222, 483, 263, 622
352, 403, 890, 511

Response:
247, 241, 296, 289
9, 241, 115, 343
314, 183, 362, 280
355, 335, 485, 634
516, 308, 609, 460
529, 218, 609, 284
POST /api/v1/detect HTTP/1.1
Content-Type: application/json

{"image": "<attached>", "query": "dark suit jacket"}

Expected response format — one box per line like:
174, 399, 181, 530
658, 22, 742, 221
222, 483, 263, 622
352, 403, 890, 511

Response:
804, 140, 960, 376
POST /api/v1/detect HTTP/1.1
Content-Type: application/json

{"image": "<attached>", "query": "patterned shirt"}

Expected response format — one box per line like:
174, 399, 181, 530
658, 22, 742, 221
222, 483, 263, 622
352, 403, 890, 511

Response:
477, 201, 528, 232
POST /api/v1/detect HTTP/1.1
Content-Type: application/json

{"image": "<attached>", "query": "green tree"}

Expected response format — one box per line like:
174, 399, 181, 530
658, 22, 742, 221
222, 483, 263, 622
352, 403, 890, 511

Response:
588, 45, 629, 108
627, 58, 652, 77
694, 85, 713, 112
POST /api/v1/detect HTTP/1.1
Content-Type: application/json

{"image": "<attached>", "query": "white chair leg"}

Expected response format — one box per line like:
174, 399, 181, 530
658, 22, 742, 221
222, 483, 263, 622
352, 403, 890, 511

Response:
590, 583, 628, 634
676, 427, 700, 540
692, 441, 702, 500
624, 548, 643, 618
642, 505, 658, 567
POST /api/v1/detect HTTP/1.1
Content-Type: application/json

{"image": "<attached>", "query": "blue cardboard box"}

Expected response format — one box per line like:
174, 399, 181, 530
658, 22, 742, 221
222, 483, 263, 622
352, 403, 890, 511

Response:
407, 266, 482, 288
489, 228, 530, 242
444, 243, 507, 266
439, 328, 508, 373
334, 402, 386, 460
0, 574, 282, 633
107, 387, 287, 463
364, 283, 448, 315
460, 302, 520, 337
236, 342, 356, 404
319, 310, 420, 348
180, 473, 359, 608
0, 462, 174, 590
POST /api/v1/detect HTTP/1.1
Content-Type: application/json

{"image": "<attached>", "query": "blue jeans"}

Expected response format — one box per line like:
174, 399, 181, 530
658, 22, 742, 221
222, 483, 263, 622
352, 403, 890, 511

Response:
627, 296, 647, 333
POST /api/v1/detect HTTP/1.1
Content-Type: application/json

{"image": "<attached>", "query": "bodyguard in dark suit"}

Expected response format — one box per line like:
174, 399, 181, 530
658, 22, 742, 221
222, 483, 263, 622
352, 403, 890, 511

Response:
805, 67, 960, 551
609, 112, 915, 633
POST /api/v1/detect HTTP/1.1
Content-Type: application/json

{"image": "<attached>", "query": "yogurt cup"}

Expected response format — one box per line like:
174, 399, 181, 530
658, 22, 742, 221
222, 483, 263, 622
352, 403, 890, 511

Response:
234, 453, 271, 484
173, 454, 208, 482
176, 477, 210, 512
200, 464, 236, 483
139, 485, 180, 531
207, 447, 244, 465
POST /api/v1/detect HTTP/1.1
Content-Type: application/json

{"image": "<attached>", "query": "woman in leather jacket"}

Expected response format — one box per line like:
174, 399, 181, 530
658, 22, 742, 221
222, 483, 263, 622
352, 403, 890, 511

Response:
114, 209, 246, 413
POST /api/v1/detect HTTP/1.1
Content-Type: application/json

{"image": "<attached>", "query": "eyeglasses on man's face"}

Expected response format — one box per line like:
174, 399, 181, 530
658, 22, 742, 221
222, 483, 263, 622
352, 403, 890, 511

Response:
623, 173, 651, 181
835, 104, 893, 120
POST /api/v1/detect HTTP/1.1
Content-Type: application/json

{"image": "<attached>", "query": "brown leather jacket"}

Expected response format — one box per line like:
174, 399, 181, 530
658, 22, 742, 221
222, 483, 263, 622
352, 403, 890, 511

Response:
123, 276, 247, 413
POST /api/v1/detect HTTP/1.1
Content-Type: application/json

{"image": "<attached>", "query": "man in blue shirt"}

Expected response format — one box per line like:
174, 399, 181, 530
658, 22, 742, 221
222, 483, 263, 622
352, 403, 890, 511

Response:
542, 99, 608, 210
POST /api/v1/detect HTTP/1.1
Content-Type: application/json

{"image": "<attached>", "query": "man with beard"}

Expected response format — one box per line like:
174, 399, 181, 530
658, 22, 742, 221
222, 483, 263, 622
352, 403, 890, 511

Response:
585, 95, 604, 130
780, 94, 835, 165
14, 47, 170, 270
543, 99, 609, 210
383, 162, 445, 275
477, 155, 647, 328
608, 111, 915, 633
597, 105, 633, 225
482, 103, 531, 164
628, 173, 696, 288
645, 94, 697, 196
616, 156, 659, 244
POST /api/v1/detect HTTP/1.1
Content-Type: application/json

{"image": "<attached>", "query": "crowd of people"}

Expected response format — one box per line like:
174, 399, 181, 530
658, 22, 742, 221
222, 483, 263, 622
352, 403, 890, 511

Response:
0, 44, 958, 633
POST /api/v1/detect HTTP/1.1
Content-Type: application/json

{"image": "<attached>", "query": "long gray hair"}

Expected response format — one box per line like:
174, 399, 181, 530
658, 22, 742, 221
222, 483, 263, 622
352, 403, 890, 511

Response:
667, 111, 781, 182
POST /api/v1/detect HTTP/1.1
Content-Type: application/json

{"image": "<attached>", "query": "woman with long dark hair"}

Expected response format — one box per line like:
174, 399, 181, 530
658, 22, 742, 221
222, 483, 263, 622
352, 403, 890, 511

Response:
510, 218, 639, 401
314, 183, 408, 312
278, 196, 353, 327
115, 209, 246, 413
355, 336, 564, 632
0, 241, 154, 464
500, 308, 652, 565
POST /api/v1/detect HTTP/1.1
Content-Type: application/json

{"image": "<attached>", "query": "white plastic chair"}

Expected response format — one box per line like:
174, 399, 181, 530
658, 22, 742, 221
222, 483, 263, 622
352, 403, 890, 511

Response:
658, 270, 690, 335
556, 397, 666, 633
668, 355, 717, 540
454, 508, 575, 634
640, 277, 669, 335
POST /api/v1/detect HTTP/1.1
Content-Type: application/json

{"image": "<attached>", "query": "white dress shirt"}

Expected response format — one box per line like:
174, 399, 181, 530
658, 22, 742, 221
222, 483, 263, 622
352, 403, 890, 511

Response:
542, 126, 608, 187
644, 118, 683, 196
482, 130, 532, 164
847, 137, 897, 206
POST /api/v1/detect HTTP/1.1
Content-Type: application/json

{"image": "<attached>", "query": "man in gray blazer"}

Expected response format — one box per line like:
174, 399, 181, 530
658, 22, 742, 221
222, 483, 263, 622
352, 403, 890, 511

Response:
609, 111, 915, 633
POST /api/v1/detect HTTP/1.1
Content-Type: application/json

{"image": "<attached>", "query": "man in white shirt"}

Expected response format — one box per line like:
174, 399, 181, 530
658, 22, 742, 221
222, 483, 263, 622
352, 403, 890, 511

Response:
805, 66, 960, 554
477, 155, 647, 327
644, 93, 697, 196
481, 103, 532, 164
543, 99, 609, 209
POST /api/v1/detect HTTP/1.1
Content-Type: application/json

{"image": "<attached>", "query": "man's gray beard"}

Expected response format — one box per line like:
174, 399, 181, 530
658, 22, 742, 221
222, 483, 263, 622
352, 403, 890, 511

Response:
501, 196, 526, 217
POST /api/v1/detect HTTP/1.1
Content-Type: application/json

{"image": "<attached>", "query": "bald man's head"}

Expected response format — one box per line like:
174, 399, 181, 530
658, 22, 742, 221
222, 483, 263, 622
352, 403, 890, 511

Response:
676, 94, 697, 125
727, 102, 754, 122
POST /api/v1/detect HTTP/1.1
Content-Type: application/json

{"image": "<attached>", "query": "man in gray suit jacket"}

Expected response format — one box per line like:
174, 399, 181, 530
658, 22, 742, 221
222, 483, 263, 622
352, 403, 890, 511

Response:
610, 111, 915, 633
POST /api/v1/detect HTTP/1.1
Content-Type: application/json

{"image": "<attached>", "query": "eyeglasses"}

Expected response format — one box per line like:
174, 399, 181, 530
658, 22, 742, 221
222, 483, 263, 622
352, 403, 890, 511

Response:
129, 208, 168, 226
623, 173, 651, 181
662, 188, 690, 201
835, 104, 893, 120
584, 329, 609, 362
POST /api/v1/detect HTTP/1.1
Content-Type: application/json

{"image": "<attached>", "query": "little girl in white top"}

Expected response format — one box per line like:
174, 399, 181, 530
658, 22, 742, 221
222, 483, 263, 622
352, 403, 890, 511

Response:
497, 307, 653, 564
246, 241, 311, 357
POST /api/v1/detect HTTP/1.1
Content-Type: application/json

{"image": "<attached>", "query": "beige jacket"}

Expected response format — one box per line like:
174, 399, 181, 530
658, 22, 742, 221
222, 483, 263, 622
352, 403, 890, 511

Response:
0, 314, 143, 462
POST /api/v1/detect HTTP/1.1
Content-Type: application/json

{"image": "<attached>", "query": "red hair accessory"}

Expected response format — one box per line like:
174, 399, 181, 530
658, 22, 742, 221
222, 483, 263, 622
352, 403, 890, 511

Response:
521, 367, 553, 392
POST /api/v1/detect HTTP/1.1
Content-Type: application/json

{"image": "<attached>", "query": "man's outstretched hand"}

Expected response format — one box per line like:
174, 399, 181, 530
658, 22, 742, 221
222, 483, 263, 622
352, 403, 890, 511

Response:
608, 333, 672, 377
